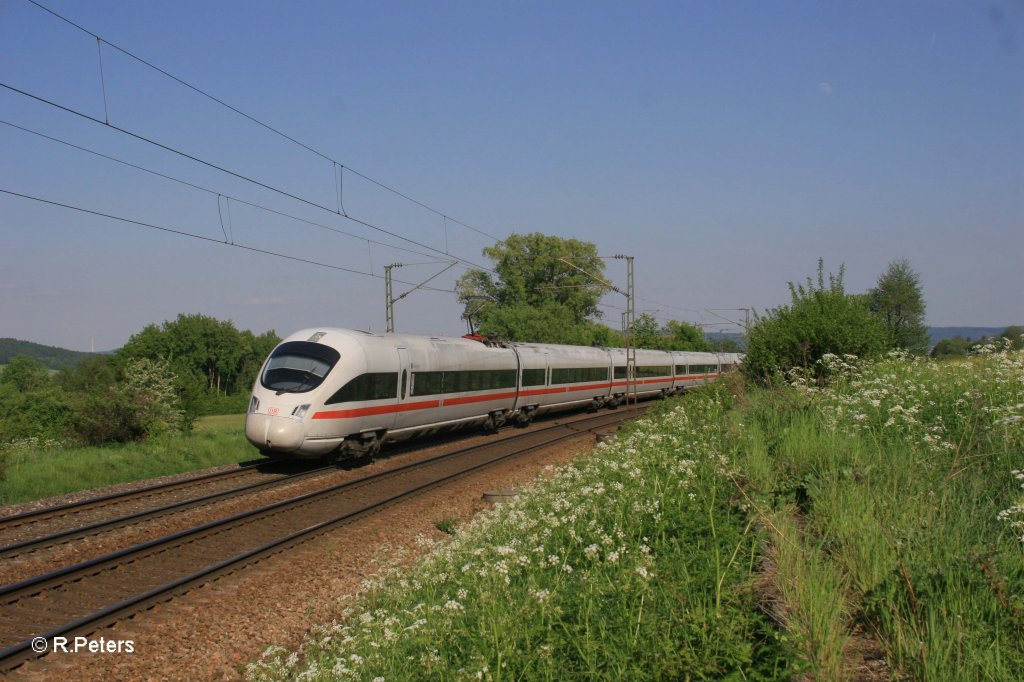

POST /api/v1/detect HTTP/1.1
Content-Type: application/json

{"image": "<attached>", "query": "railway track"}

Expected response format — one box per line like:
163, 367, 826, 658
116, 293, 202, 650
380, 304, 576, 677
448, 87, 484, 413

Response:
0, 461, 334, 559
0, 407, 641, 672
0, 460, 299, 535
0, 409, 630, 560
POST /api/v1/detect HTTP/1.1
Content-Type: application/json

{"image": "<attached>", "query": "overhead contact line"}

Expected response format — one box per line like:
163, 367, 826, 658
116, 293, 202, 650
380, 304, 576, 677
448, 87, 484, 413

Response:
24, 0, 504, 246
0, 81, 494, 276
0, 188, 458, 293
0, 118, 466, 273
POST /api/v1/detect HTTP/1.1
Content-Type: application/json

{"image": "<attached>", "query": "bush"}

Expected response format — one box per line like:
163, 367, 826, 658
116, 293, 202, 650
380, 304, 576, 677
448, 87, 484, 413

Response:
0, 382, 72, 443
930, 335, 974, 359
0, 355, 52, 392
69, 358, 185, 444
743, 260, 886, 384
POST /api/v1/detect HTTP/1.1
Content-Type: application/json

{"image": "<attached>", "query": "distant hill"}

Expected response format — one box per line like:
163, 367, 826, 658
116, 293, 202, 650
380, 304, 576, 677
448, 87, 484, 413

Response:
927, 327, 1015, 345
0, 339, 97, 370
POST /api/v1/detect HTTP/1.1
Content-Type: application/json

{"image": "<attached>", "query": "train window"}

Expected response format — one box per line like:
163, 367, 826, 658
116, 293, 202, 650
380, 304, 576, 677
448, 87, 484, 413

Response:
522, 368, 546, 386
401, 370, 407, 399
675, 365, 687, 375
261, 341, 340, 394
326, 372, 398, 404
411, 369, 516, 396
636, 365, 671, 378
412, 371, 445, 396
552, 367, 609, 384
614, 366, 628, 379
487, 369, 516, 390
690, 364, 718, 374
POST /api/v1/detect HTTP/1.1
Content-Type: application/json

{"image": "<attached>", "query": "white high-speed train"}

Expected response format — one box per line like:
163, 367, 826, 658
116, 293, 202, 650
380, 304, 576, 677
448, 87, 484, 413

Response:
245, 328, 741, 460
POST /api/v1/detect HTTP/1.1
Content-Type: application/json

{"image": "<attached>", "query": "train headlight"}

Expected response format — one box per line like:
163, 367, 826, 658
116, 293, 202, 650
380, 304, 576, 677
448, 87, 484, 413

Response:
292, 404, 311, 419
248, 396, 260, 414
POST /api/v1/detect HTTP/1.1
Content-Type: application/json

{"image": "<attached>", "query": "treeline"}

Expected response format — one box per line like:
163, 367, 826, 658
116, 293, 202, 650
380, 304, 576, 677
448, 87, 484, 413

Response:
740, 258, 1022, 384
456, 232, 733, 351
119, 314, 279, 411
0, 315, 278, 448
931, 326, 1023, 359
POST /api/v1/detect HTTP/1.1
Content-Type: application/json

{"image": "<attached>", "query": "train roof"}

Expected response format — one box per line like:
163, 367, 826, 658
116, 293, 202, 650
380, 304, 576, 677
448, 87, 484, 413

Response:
277, 328, 744, 363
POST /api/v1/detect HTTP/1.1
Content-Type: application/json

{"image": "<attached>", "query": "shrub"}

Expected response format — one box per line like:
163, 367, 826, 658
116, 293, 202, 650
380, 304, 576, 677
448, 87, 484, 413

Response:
0, 355, 52, 392
743, 260, 886, 384
69, 358, 185, 444
0, 382, 72, 442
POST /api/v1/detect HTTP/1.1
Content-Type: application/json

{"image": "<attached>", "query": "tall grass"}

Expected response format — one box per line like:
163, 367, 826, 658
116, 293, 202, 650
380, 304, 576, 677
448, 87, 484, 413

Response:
738, 348, 1024, 680
763, 508, 850, 680
247, 392, 792, 681
0, 415, 254, 506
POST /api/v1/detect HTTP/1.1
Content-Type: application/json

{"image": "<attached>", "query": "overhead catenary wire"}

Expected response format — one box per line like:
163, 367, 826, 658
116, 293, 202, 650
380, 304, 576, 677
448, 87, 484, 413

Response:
24, 0, 503, 245
0, 187, 457, 295
13, 2, 730, 323
0, 118, 477, 268
0, 80, 497, 275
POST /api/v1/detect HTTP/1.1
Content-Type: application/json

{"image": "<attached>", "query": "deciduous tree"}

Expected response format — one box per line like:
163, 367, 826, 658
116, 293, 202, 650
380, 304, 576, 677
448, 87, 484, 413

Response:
457, 233, 610, 343
869, 258, 929, 354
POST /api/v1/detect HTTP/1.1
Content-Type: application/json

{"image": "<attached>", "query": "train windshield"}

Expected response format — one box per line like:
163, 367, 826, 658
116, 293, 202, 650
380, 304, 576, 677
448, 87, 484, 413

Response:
261, 341, 341, 394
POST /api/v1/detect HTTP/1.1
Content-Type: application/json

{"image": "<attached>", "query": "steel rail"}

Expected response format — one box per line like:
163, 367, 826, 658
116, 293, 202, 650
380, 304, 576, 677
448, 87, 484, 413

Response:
0, 408, 641, 672
0, 460, 273, 528
0, 463, 336, 558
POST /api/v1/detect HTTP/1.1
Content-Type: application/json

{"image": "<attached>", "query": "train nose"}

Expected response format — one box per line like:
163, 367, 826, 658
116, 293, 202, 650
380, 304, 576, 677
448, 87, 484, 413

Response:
245, 413, 305, 453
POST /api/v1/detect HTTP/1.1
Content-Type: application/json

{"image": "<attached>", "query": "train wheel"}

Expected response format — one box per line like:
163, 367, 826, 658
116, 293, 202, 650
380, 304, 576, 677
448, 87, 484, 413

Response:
320, 450, 343, 466
516, 407, 536, 427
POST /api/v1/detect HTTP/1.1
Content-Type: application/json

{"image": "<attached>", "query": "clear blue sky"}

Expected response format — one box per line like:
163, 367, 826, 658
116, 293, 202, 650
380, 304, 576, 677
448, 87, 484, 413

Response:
2, 0, 1021, 351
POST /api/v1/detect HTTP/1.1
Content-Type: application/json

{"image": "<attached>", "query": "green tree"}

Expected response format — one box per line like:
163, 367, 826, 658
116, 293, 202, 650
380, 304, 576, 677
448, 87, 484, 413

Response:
0, 357, 72, 443
469, 301, 592, 345
868, 258, 929, 354
587, 323, 622, 348
630, 315, 710, 351
58, 355, 122, 394
633, 313, 663, 349
70, 358, 185, 444
999, 325, 1024, 350
743, 260, 887, 384
706, 336, 742, 353
930, 336, 973, 359
457, 233, 610, 343
664, 320, 711, 351
119, 314, 279, 416
0, 381, 71, 442
0, 356, 52, 392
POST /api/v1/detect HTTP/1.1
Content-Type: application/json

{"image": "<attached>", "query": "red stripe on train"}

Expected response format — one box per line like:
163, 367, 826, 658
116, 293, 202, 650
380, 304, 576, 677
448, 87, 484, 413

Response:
312, 400, 440, 419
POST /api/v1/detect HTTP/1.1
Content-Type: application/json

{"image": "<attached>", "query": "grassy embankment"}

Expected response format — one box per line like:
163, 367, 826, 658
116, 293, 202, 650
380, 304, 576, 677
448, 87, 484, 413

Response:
0, 415, 255, 506
247, 348, 1023, 681
741, 349, 1024, 679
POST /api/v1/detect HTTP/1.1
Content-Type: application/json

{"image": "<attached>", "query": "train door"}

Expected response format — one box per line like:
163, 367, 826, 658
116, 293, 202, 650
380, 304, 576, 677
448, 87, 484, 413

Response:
392, 347, 416, 432
509, 346, 524, 413
397, 346, 409, 400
